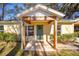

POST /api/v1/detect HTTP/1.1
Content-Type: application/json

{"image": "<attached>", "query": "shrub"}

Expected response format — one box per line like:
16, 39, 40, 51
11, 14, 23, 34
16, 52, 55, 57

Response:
0, 32, 17, 42
58, 33, 78, 43
5, 33, 17, 42
57, 35, 63, 42
0, 32, 5, 41
50, 34, 54, 39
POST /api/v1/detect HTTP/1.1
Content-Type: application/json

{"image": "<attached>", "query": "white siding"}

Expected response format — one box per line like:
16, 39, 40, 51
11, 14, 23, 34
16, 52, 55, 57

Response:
61, 24, 74, 34
50, 24, 54, 34
4, 25, 20, 34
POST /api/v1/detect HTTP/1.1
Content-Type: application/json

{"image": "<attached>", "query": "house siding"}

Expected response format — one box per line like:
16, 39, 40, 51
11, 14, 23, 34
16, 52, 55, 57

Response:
4, 25, 20, 34
3, 23, 74, 35
61, 24, 74, 34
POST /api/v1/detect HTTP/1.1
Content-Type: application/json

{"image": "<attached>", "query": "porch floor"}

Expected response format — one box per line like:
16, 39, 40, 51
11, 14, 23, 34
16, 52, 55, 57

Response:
24, 41, 55, 51
24, 40, 56, 56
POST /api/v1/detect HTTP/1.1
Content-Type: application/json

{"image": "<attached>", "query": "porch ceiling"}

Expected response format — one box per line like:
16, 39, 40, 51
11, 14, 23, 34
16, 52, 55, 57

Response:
23, 19, 53, 25
22, 16, 55, 24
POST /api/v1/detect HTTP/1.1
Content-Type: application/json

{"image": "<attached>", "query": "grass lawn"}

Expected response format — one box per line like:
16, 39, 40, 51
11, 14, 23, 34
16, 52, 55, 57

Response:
48, 49, 79, 56
0, 41, 23, 56
0, 42, 6, 52
15, 49, 23, 56
0, 42, 16, 56
0, 41, 79, 56
58, 49, 79, 56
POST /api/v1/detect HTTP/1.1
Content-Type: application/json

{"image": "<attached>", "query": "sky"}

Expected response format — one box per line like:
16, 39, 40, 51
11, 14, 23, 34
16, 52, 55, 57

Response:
0, 3, 27, 20
0, 3, 79, 20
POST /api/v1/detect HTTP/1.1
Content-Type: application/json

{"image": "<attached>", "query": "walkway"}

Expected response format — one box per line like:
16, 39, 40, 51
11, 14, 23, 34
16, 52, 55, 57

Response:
24, 40, 55, 56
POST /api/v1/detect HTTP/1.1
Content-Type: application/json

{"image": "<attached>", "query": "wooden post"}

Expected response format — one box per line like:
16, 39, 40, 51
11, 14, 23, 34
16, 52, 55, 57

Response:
21, 20, 26, 49
53, 17, 57, 49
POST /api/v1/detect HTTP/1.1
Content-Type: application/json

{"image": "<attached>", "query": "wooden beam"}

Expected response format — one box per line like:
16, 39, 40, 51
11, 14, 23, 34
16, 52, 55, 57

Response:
21, 21, 26, 49
53, 18, 57, 49
48, 20, 53, 24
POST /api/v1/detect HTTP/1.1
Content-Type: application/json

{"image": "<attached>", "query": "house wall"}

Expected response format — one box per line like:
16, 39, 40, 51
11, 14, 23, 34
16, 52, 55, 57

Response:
3, 22, 74, 40
3, 21, 75, 43
4, 25, 20, 34
43, 22, 54, 42
24, 22, 54, 42
43, 22, 75, 42
61, 24, 74, 34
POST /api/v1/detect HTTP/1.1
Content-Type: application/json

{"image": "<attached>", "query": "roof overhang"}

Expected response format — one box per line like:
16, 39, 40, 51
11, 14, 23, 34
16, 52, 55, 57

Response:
16, 4, 65, 18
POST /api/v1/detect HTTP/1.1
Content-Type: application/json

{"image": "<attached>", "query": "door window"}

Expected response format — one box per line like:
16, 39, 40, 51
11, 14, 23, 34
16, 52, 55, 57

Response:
37, 25, 43, 40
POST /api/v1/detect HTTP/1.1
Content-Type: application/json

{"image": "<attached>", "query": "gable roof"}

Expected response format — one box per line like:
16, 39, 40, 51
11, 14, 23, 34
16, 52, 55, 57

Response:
16, 4, 65, 18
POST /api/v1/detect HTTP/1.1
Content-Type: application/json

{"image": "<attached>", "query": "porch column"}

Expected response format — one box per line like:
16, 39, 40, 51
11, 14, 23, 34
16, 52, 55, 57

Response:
34, 25, 37, 40
53, 17, 58, 49
21, 20, 26, 49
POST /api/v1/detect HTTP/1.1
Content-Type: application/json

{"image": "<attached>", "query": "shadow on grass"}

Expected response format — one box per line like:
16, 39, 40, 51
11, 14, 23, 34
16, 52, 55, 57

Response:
7, 41, 21, 56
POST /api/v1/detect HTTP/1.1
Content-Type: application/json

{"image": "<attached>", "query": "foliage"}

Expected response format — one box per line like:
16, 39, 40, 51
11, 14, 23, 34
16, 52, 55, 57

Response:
5, 33, 17, 42
0, 32, 17, 42
50, 34, 54, 39
15, 49, 23, 56
0, 3, 79, 20
50, 33, 78, 43
0, 3, 28, 20
0, 32, 5, 41
58, 33, 78, 43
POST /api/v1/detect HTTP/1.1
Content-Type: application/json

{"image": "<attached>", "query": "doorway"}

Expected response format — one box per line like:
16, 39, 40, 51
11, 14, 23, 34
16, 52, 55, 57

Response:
26, 25, 43, 41
36, 25, 43, 40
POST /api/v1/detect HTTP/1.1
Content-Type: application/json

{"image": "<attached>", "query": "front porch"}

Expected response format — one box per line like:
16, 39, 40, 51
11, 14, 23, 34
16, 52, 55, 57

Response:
16, 4, 65, 50
20, 16, 58, 50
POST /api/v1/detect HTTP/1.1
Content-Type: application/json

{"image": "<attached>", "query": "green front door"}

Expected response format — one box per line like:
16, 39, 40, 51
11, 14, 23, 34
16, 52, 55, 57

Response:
36, 25, 43, 40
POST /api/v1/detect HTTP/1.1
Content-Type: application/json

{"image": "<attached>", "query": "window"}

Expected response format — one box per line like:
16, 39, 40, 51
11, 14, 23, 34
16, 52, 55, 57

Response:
28, 26, 34, 36
74, 26, 79, 32
57, 24, 61, 35
0, 26, 4, 32
37, 25, 43, 39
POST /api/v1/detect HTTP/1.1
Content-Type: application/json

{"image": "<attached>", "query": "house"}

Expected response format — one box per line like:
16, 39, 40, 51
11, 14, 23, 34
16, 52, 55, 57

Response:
1, 4, 79, 49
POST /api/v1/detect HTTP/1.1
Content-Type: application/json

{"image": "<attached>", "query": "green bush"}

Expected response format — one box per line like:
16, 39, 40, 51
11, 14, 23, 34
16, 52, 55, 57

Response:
50, 33, 78, 43
57, 35, 63, 42
0, 32, 17, 42
58, 33, 78, 43
0, 32, 5, 41
50, 34, 54, 39
5, 33, 17, 42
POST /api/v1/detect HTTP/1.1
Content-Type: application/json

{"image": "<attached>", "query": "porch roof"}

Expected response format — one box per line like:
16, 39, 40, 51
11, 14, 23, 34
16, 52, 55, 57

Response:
16, 4, 65, 18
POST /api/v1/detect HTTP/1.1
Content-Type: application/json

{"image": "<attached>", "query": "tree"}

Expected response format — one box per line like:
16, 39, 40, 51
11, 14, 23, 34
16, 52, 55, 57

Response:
59, 3, 79, 19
